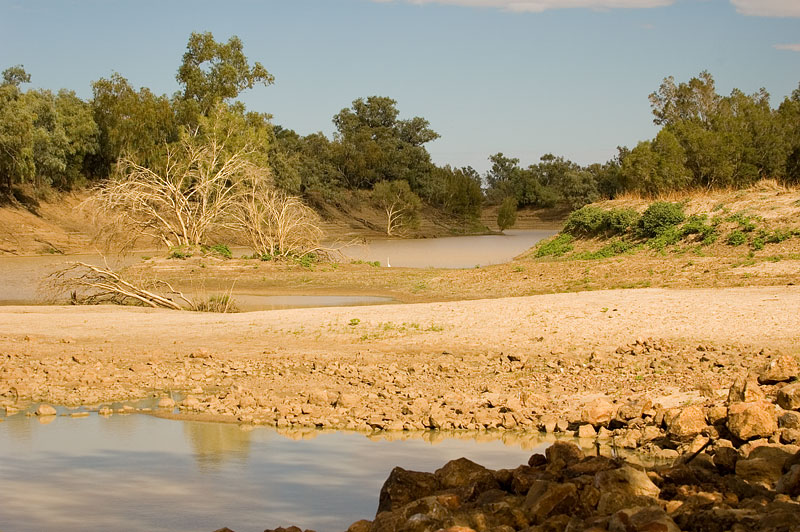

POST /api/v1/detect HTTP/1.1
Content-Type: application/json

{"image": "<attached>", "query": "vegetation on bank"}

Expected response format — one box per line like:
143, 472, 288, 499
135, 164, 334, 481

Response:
531, 181, 800, 262
3, 31, 800, 252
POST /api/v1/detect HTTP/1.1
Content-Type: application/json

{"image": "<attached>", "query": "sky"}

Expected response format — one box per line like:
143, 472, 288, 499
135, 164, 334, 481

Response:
1, 0, 799, 173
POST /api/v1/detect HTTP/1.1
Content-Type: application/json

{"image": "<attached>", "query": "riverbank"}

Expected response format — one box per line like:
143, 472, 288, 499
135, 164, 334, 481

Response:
3, 287, 799, 432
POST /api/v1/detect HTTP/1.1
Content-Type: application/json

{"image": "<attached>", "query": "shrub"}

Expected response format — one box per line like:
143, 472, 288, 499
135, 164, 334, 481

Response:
535, 233, 574, 258
727, 230, 747, 246
563, 205, 606, 236
638, 201, 685, 238
728, 213, 757, 232
209, 243, 232, 258
564, 206, 639, 237
681, 215, 718, 245
574, 239, 637, 260
647, 226, 683, 250
604, 208, 640, 234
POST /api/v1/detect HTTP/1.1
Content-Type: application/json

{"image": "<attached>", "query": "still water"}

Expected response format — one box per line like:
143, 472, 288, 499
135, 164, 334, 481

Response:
340, 230, 555, 268
0, 409, 546, 532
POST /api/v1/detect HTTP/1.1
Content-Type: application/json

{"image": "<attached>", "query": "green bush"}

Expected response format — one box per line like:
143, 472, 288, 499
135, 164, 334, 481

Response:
604, 208, 640, 234
647, 226, 683, 250
563, 205, 607, 236
497, 197, 518, 231
728, 213, 757, 232
535, 233, 574, 258
638, 202, 685, 238
574, 239, 637, 260
727, 230, 747, 246
564, 206, 639, 237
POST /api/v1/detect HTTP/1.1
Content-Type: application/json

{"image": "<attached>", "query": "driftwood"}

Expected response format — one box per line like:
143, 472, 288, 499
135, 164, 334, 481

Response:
43, 262, 195, 310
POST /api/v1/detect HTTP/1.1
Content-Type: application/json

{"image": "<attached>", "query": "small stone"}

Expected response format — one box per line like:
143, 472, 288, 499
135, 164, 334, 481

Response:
777, 383, 800, 411
728, 401, 778, 441
36, 404, 57, 416
779, 411, 800, 429
578, 424, 597, 439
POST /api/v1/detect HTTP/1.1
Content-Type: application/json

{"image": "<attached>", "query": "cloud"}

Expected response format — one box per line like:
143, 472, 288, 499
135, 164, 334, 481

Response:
372, 0, 675, 13
730, 0, 800, 17
774, 43, 800, 52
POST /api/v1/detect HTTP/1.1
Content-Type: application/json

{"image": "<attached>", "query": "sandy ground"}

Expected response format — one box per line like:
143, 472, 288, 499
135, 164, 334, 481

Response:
1, 286, 799, 432
3, 286, 799, 359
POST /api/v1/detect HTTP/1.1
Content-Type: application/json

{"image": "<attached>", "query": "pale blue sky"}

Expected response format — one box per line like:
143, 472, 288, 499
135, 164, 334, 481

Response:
2, 0, 798, 172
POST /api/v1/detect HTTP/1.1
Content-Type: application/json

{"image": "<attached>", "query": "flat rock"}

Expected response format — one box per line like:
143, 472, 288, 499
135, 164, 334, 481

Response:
35, 404, 56, 416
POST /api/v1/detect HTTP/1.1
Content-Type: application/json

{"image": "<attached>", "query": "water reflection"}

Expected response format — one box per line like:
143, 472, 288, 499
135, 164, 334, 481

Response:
184, 421, 252, 469
0, 413, 546, 532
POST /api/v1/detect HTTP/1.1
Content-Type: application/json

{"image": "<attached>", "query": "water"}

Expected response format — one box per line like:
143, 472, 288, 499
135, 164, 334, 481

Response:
0, 231, 555, 307
339, 230, 555, 268
0, 409, 548, 532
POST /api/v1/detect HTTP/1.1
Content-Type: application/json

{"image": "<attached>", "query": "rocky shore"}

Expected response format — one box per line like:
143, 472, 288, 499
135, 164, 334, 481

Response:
225, 354, 800, 532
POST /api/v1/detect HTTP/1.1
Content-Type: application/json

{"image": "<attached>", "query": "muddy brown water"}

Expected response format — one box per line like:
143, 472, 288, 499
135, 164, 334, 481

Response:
0, 405, 547, 532
0, 230, 554, 308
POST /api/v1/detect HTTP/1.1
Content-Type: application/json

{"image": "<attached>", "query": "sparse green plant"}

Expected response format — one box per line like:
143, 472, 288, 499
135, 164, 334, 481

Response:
728, 213, 757, 232
535, 233, 575, 258
647, 226, 682, 250
513, 265, 524, 272
209, 243, 232, 258
193, 294, 238, 313
348, 318, 360, 327
727, 230, 747, 246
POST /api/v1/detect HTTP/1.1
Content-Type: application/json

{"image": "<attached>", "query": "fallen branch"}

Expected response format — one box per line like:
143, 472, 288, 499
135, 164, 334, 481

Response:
42, 262, 194, 310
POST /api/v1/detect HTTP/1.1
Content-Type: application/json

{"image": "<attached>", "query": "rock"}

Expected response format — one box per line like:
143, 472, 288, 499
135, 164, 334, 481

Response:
434, 457, 499, 495
616, 397, 652, 422
667, 405, 707, 439
581, 397, 615, 426
546, 441, 584, 468
779, 410, 800, 429
727, 401, 778, 441
594, 465, 660, 498
758, 354, 799, 384
707, 405, 728, 425
345, 520, 372, 532
577, 424, 597, 439
157, 397, 175, 409
523, 480, 578, 524
307, 389, 329, 406
777, 464, 800, 497
538, 414, 557, 433
727, 373, 765, 404
336, 393, 360, 409
377, 467, 439, 513
608, 506, 680, 532
776, 383, 800, 411
736, 445, 794, 486
35, 404, 56, 416
714, 447, 739, 474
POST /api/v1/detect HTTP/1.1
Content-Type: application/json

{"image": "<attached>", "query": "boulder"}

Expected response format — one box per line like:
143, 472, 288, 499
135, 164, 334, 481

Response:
545, 441, 584, 467
758, 354, 799, 384
377, 467, 439, 513
727, 373, 765, 404
523, 480, 578, 524
594, 465, 660, 498
157, 397, 175, 409
345, 521, 371, 532
616, 397, 652, 422
666, 405, 707, 439
434, 457, 499, 495
735, 446, 794, 486
581, 397, 615, 426
777, 464, 800, 497
608, 506, 680, 532
777, 383, 800, 411
727, 401, 778, 441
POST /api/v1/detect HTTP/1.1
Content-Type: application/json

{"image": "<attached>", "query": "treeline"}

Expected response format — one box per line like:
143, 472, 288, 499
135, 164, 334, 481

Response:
2, 32, 800, 222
